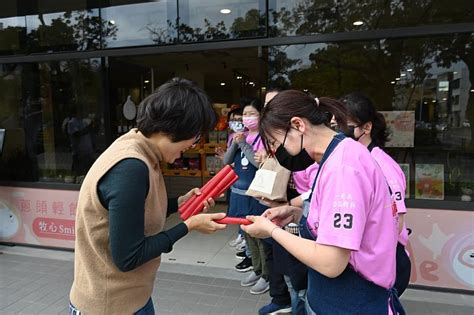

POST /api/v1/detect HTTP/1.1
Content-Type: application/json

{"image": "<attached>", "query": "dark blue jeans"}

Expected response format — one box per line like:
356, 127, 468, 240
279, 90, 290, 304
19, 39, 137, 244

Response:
69, 298, 154, 315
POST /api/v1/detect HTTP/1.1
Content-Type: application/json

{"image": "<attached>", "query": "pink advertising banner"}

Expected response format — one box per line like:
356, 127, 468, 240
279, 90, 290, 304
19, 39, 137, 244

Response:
0, 186, 472, 291
0, 186, 79, 249
405, 208, 474, 291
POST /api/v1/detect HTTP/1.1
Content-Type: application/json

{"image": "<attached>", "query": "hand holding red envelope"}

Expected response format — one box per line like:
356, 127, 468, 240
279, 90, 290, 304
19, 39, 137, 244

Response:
178, 165, 252, 225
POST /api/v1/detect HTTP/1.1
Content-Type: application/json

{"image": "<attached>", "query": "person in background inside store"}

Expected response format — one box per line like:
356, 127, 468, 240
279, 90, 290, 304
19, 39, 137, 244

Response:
242, 90, 405, 315
223, 97, 272, 295
216, 105, 248, 249
215, 102, 248, 250
66, 106, 95, 180
69, 78, 227, 315
215, 104, 245, 162
339, 92, 411, 297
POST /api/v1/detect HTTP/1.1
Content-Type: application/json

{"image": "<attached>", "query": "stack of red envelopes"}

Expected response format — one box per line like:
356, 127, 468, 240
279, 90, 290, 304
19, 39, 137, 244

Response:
178, 165, 252, 225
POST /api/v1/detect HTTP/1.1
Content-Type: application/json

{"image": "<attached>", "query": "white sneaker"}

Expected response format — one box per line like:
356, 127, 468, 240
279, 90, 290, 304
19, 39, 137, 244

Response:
250, 277, 270, 295
241, 271, 260, 287
235, 240, 246, 252
228, 234, 243, 247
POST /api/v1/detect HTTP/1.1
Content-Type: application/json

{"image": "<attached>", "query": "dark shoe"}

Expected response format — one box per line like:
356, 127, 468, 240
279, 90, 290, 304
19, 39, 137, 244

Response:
235, 251, 246, 260
235, 257, 253, 272
258, 302, 292, 314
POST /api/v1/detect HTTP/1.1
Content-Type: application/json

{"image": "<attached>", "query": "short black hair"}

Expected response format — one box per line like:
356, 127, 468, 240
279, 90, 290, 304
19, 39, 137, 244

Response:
137, 77, 217, 142
227, 106, 243, 120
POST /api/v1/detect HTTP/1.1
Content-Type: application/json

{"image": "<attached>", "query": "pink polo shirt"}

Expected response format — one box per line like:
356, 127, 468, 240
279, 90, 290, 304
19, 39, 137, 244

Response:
246, 132, 264, 153
307, 138, 398, 289
370, 147, 409, 247
293, 163, 319, 195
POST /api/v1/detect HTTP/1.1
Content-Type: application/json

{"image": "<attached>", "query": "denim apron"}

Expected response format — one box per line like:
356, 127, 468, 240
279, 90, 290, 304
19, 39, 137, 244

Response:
300, 133, 405, 315
228, 135, 264, 217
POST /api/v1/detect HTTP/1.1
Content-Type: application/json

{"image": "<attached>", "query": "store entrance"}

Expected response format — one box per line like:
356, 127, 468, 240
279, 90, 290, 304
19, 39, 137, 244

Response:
108, 47, 267, 196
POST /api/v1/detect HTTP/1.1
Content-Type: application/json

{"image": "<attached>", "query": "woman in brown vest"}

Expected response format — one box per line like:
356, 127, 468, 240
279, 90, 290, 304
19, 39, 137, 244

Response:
69, 78, 227, 315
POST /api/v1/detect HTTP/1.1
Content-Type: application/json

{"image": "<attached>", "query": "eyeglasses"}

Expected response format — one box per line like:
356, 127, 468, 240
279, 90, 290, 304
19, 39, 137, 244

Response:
192, 134, 201, 146
282, 126, 300, 147
193, 135, 201, 145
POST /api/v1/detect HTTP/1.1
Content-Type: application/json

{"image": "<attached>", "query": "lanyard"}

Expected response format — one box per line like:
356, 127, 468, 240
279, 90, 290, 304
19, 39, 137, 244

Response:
307, 133, 346, 202
240, 134, 261, 157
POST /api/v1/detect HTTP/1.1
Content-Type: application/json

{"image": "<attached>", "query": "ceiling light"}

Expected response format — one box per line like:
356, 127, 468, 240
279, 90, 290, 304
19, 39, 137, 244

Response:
470, 89, 474, 92
144, 80, 149, 83
109, 20, 115, 25
442, 98, 447, 101
400, 73, 406, 77
303, 89, 309, 92
236, 75, 243, 80
395, 77, 400, 81
407, 68, 413, 72
432, 100, 436, 103
220, 82, 226, 86
220, 8, 231, 14
353, 21, 364, 26
391, 81, 396, 84
249, 81, 255, 86
453, 71, 458, 75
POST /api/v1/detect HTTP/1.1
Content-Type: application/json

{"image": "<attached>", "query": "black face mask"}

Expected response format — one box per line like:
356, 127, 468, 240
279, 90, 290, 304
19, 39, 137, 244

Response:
274, 129, 314, 172
344, 125, 364, 141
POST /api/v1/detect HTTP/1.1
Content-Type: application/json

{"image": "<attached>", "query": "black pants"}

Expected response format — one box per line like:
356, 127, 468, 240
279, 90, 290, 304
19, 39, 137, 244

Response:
395, 242, 411, 296
265, 240, 291, 306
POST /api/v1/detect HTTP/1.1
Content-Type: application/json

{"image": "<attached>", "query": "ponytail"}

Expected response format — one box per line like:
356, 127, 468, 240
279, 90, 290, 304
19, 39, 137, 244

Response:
318, 97, 348, 133
372, 112, 389, 148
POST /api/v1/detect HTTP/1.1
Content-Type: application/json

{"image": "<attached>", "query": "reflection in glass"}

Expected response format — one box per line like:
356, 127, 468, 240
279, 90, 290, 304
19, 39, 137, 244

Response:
0, 59, 104, 184
269, 0, 474, 37
0, 1, 26, 54
0, 16, 26, 54
102, 0, 177, 47
25, 0, 112, 52
178, 0, 266, 42
268, 34, 474, 201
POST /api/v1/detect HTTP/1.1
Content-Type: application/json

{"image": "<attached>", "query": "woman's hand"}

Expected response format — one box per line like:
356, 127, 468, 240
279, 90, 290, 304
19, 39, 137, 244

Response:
178, 188, 216, 212
233, 132, 246, 144
254, 151, 267, 165
241, 215, 277, 239
262, 205, 303, 227
185, 212, 227, 234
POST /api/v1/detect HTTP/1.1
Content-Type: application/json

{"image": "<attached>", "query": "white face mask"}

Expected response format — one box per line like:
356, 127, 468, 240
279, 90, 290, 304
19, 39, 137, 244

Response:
229, 121, 245, 132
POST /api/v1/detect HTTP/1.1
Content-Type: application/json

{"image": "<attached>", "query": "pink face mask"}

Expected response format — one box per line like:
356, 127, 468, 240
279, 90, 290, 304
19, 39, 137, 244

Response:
243, 116, 259, 130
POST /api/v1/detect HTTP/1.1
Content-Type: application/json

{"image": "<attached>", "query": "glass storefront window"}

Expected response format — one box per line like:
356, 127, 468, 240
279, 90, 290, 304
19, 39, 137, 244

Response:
178, 0, 266, 42
101, 0, 177, 47
269, 0, 474, 37
24, 1, 106, 52
0, 1, 26, 55
0, 59, 105, 184
268, 34, 474, 202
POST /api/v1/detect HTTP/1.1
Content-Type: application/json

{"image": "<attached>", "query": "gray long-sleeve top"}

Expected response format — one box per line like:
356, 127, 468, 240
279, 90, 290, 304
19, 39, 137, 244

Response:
223, 139, 259, 168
